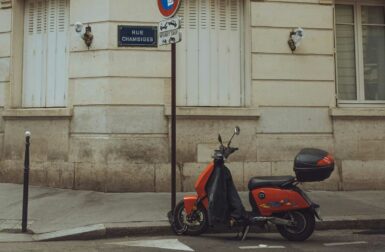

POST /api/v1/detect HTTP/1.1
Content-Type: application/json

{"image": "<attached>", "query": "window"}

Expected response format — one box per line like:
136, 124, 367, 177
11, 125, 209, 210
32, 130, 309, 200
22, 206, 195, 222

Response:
176, 0, 243, 106
335, 2, 385, 103
23, 0, 69, 107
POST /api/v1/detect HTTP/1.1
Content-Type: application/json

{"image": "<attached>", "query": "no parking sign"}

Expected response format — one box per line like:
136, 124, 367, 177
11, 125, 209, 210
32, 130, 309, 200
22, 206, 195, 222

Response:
157, 0, 181, 18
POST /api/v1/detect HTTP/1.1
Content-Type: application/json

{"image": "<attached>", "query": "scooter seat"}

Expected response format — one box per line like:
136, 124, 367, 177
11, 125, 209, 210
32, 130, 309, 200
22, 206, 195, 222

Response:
248, 176, 295, 190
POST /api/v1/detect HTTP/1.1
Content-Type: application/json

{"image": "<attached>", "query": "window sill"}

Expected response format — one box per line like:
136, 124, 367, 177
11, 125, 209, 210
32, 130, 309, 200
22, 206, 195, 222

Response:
3, 108, 73, 118
164, 106, 260, 119
330, 108, 385, 117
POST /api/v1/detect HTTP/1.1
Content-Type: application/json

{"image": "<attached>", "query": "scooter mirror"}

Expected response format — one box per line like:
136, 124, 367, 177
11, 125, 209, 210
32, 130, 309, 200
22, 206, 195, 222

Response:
235, 126, 240, 135
218, 134, 223, 145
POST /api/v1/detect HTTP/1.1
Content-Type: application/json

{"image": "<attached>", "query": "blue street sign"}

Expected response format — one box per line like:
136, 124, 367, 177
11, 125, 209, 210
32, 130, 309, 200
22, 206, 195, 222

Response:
118, 26, 158, 47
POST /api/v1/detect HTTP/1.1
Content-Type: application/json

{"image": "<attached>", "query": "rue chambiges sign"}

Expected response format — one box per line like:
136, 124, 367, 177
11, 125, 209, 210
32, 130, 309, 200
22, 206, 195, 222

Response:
117, 26, 157, 47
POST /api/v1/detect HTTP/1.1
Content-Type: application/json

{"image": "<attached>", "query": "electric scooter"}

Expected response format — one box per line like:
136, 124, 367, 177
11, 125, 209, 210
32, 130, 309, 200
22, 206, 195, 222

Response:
170, 127, 334, 241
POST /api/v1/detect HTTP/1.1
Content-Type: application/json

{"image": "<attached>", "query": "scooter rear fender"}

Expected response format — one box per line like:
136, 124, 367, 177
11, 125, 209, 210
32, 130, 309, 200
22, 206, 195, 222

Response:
295, 187, 322, 220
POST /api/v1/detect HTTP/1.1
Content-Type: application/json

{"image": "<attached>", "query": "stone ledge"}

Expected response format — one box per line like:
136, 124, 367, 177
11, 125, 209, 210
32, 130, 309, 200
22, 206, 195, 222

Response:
164, 106, 260, 119
0, 0, 11, 9
2, 108, 73, 118
330, 108, 385, 117
319, 0, 333, 5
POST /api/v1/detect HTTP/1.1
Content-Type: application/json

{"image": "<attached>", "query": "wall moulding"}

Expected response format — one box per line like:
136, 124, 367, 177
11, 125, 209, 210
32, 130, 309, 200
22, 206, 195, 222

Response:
319, 0, 333, 5
0, 0, 12, 9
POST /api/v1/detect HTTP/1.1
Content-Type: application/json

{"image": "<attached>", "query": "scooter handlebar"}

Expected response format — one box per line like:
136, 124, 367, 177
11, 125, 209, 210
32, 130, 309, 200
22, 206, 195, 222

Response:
223, 147, 239, 159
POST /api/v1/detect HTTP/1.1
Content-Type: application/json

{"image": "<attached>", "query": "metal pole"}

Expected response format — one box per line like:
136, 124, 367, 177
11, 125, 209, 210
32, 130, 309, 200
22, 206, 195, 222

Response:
22, 131, 31, 233
171, 43, 176, 211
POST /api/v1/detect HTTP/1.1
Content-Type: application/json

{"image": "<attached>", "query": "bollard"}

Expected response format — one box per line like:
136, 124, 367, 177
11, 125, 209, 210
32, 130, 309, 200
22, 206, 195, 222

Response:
22, 131, 31, 233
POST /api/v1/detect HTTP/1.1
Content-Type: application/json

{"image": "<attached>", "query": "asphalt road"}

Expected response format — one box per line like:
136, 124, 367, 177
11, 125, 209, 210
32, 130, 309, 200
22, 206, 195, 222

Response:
1, 229, 385, 252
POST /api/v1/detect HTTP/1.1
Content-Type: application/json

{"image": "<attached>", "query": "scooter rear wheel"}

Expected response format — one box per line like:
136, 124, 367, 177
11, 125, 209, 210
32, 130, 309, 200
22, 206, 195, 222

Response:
173, 200, 209, 236
275, 209, 315, 241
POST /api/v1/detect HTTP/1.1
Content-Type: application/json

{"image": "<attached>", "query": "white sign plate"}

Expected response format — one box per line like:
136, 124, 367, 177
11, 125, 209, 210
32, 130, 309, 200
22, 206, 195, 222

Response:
158, 16, 182, 46
158, 28, 182, 46
159, 16, 181, 32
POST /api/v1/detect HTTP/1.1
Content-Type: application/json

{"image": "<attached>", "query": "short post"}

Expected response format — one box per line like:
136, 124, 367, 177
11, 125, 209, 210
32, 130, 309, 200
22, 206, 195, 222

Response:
22, 131, 31, 233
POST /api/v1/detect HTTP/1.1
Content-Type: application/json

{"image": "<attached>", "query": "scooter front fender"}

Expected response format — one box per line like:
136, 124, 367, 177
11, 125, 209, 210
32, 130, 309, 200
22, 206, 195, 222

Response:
184, 195, 198, 215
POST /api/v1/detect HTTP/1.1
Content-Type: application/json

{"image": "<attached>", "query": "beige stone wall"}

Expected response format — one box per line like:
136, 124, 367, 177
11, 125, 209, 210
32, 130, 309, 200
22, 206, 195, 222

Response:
0, 6, 11, 165
249, 0, 339, 190
250, 0, 336, 152
0, 0, 384, 191
0, 5, 7, 181
66, 0, 168, 191
0, 0, 169, 191
332, 115, 385, 190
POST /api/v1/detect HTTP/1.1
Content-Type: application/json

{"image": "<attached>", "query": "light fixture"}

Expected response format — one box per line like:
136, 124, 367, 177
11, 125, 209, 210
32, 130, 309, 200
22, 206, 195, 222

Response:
75, 22, 94, 49
83, 25, 94, 49
288, 27, 304, 52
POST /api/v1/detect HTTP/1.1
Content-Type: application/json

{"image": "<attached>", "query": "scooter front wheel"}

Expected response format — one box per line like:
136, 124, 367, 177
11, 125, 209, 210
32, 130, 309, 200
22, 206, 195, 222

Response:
173, 200, 209, 236
275, 209, 315, 241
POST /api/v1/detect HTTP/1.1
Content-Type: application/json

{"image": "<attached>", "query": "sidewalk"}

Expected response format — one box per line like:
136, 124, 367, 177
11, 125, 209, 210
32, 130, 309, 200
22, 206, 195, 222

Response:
1, 183, 385, 242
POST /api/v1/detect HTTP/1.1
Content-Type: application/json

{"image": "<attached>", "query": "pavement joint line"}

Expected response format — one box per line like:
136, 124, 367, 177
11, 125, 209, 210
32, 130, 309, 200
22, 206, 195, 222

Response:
322, 214, 385, 221
239, 245, 286, 249
106, 239, 195, 251
324, 241, 368, 247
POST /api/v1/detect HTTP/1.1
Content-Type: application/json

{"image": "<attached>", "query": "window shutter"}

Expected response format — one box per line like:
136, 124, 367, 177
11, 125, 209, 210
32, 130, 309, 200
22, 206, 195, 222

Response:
23, 0, 68, 107
209, 0, 219, 104
176, 0, 187, 105
361, 6, 385, 100
335, 4, 357, 100
46, 0, 69, 106
186, 0, 199, 105
23, 0, 45, 107
225, 0, 241, 106
198, 0, 210, 105
176, 0, 242, 106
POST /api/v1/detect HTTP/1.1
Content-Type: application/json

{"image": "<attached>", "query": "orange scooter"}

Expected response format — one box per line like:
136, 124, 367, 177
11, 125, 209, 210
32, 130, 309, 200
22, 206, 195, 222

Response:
170, 127, 334, 241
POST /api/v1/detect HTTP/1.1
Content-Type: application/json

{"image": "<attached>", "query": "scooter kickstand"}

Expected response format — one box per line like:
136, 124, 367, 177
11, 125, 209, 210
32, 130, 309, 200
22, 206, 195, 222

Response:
240, 225, 250, 241
264, 222, 270, 232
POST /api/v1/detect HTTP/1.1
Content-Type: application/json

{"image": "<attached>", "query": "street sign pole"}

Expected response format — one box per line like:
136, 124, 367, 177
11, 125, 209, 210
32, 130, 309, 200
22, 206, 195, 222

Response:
157, 0, 181, 213
171, 42, 176, 211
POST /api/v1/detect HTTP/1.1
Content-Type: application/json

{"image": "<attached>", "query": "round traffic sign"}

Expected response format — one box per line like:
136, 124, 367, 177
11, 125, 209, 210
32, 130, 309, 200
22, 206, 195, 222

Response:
157, 0, 181, 18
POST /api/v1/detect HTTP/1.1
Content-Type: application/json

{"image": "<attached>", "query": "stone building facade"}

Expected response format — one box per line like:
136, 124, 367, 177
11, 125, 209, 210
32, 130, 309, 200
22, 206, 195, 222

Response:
0, 0, 384, 192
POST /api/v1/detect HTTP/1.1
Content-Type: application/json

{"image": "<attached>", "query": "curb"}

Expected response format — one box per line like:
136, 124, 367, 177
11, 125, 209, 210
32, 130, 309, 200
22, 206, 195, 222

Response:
105, 222, 172, 237
316, 216, 385, 230
33, 224, 106, 241
102, 217, 385, 238
2, 217, 385, 242
0, 233, 34, 243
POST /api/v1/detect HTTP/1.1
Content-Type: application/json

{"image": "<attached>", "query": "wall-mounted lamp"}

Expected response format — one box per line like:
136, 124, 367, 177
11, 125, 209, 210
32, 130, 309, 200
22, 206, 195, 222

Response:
288, 27, 304, 52
75, 22, 94, 49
